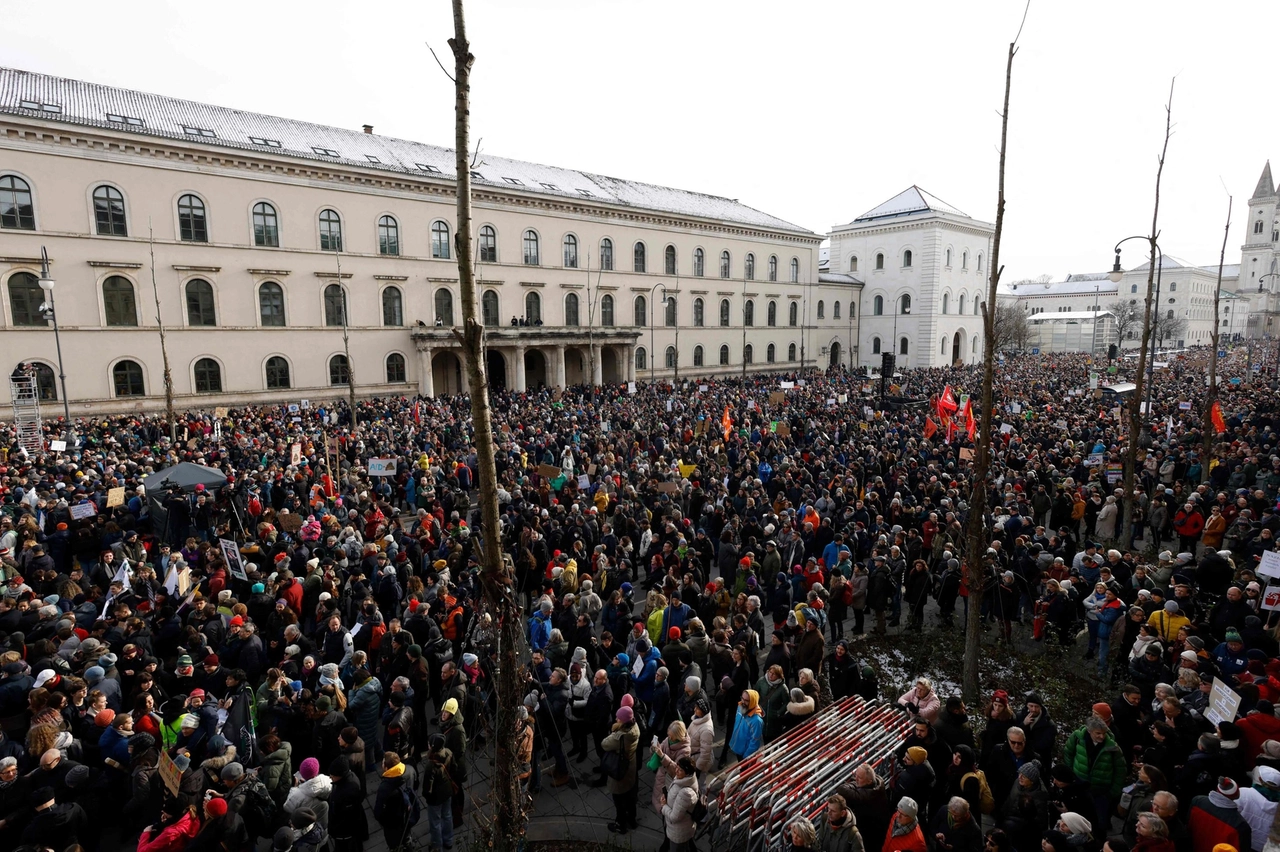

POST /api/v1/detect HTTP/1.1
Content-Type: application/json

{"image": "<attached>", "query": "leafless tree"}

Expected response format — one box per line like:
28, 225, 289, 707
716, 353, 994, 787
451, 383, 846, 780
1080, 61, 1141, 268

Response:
1105, 300, 1142, 342
1203, 197, 1232, 480
992, 302, 1031, 352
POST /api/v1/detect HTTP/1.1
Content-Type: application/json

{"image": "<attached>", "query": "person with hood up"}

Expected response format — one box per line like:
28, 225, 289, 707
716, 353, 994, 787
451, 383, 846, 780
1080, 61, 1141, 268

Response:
727, 688, 764, 763
1235, 765, 1280, 851
1188, 777, 1251, 852
782, 686, 816, 734
883, 796, 928, 852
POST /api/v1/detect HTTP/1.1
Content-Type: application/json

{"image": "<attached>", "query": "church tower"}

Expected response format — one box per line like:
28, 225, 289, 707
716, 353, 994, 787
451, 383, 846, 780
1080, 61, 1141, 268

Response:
1242, 162, 1279, 291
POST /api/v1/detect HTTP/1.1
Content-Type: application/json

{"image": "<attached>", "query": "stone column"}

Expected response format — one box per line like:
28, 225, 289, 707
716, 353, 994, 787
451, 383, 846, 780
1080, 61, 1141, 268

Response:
416, 346, 434, 397
591, 344, 603, 385
625, 345, 635, 382
554, 345, 567, 387
514, 346, 527, 392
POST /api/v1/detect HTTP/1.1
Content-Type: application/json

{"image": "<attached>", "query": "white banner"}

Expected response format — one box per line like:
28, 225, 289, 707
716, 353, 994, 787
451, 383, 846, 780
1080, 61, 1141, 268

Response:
367, 458, 398, 476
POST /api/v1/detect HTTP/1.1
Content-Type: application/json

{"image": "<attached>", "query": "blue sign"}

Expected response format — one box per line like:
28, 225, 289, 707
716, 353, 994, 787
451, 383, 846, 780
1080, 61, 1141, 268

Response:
1031, 348, 1040, 355
1218, 351, 1227, 358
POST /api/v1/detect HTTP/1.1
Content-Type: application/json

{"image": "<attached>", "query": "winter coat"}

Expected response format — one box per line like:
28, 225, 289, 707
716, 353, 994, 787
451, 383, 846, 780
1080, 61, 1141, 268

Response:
898, 687, 941, 723
757, 675, 790, 743
816, 811, 864, 852
882, 819, 928, 852
1061, 727, 1126, 799
348, 677, 383, 746
284, 774, 333, 823
601, 720, 639, 795
728, 705, 764, 759
688, 712, 715, 773
652, 737, 691, 814
661, 772, 700, 844
1188, 792, 1252, 852
136, 810, 201, 852
257, 741, 293, 804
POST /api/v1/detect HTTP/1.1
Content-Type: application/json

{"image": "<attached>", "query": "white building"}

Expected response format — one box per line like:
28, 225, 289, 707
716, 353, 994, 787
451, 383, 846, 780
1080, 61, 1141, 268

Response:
1241, 162, 1280, 338
0, 67, 864, 414
825, 187, 995, 369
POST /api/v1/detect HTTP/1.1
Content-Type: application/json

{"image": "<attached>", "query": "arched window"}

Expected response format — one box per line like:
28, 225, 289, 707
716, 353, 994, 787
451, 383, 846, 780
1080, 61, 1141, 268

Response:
665, 245, 677, 275
817, 300, 825, 319
873, 295, 884, 315
7, 272, 44, 326
1167, 309, 1175, 319
522, 230, 540, 265
958, 294, 966, 314
376, 216, 401, 256
30, 363, 56, 400
977, 253, 984, 272
946, 248, 952, 267
849, 301, 856, 317
525, 291, 542, 324
789, 302, 799, 326
386, 353, 406, 383
664, 346, 677, 368
1130, 284, 1138, 294
324, 284, 347, 326
252, 201, 279, 247
745, 253, 756, 281
719, 344, 730, 365
788, 343, 797, 361
259, 282, 285, 326
479, 225, 497, 262
849, 256, 858, 273
635, 347, 647, 371
633, 242, 646, 273
600, 238, 613, 271
593, 293, 612, 327
693, 248, 705, 277
720, 299, 731, 326
834, 301, 841, 320
178, 194, 207, 242
318, 209, 342, 251
426, 288, 449, 326
767, 344, 776, 363
872, 337, 882, 355
427, 219, 448, 258
329, 354, 350, 385
768, 255, 778, 282
899, 337, 909, 355
103, 276, 138, 326
720, 251, 731, 278
974, 295, 981, 316
185, 279, 216, 326
767, 300, 777, 326
942, 293, 949, 315
664, 295, 677, 327
565, 292, 580, 326
941, 337, 948, 355
962, 251, 968, 270
633, 294, 648, 327
744, 300, 755, 327
900, 294, 911, 314
482, 290, 500, 326
902, 249, 913, 268
93, 185, 127, 236
382, 286, 404, 326
266, 356, 291, 389
112, 360, 145, 397
563, 234, 578, 268
693, 345, 704, 366
972, 335, 978, 353
790, 258, 799, 283
744, 344, 754, 364
0, 175, 35, 230
693, 297, 704, 327
875, 253, 884, 270
193, 358, 222, 393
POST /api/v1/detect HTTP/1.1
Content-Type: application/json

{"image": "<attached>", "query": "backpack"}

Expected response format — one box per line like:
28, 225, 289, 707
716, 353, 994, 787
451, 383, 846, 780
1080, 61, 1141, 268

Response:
242, 777, 279, 835
690, 795, 709, 823
400, 782, 423, 827
962, 769, 995, 814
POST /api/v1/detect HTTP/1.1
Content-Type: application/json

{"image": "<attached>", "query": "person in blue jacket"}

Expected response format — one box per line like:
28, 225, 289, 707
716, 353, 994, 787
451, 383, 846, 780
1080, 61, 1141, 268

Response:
632, 639, 660, 704
529, 599, 554, 651
728, 688, 764, 763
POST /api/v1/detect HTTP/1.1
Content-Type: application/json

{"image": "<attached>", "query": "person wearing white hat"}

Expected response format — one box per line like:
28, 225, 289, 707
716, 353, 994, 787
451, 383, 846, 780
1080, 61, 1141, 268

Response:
1238, 765, 1280, 849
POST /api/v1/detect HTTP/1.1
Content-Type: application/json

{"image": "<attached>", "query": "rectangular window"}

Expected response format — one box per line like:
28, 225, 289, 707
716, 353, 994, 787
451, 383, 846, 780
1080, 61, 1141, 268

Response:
107, 114, 146, 126
503, 177, 524, 186
182, 125, 216, 138
540, 182, 558, 190
249, 136, 281, 147
366, 155, 381, 163
312, 147, 340, 157
416, 163, 442, 174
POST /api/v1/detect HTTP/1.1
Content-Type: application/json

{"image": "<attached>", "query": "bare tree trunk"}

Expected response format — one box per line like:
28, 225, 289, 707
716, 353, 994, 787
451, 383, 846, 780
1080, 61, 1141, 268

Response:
448, 4, 525, 848
963, 21, 1021, 706
333, 248, 357, 428
1120, 81, 1174, 550
148, 222, 176, 442
1202, 196, 1232, 481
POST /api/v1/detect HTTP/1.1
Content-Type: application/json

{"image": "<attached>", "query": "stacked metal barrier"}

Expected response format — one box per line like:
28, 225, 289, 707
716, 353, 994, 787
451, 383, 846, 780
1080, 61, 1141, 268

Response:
708, 697, 912, 852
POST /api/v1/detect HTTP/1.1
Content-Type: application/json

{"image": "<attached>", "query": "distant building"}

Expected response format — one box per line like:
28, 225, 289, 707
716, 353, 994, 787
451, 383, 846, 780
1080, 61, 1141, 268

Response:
1241, 162, 1280, 339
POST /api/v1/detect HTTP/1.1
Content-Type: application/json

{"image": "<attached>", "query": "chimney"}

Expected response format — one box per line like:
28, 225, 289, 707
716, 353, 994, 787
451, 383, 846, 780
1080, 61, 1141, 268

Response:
362, 124, 373, 134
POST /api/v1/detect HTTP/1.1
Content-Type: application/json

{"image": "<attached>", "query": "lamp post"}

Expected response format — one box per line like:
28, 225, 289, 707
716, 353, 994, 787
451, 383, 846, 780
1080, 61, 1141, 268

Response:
36, 246, 71, 424
1109, 237, 1162, 432
647, 282, 665, 385
892, 300, 911, 369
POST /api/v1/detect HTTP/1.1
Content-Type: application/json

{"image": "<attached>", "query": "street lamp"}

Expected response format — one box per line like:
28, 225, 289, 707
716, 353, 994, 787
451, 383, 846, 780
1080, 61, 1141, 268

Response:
36, 246, 71, 424
1110, 236, 1163, 424
892, 300, 911, 369
647, 282, 666, 385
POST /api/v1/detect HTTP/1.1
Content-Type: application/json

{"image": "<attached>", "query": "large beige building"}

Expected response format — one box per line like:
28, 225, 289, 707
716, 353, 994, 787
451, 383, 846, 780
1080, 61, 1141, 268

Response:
0, 67, 858, 414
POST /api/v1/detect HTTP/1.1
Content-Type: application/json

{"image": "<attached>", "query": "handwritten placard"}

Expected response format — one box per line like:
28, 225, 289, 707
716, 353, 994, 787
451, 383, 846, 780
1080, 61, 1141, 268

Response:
49, 440, 67, 452
69, 502, 97, 520
367, 458, 398, 476
106, 487, 126, 508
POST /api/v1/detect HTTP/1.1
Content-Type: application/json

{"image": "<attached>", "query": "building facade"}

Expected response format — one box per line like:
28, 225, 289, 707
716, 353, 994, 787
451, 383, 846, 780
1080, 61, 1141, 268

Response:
0, 67, 859, 414
1241, 162, 1280, 339
825, 187, 995, 369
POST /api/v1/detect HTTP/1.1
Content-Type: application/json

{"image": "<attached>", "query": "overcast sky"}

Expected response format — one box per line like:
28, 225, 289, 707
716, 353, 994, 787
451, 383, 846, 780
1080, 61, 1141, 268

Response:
6, 0, 1276, 282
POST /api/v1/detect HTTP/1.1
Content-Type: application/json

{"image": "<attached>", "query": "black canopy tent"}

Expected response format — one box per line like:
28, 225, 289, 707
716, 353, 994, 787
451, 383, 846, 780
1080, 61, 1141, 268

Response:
143, 462, 228, 545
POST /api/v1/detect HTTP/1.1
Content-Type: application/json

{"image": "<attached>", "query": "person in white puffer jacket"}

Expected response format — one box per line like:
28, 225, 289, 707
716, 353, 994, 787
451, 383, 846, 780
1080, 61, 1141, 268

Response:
284, 756, 332, 828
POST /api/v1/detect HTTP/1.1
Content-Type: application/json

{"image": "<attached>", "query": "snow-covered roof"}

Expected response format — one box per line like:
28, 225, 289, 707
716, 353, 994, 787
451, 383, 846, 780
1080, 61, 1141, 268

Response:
0, 66, 813, 236
1203, 264, 1241, 279
1000, 278, 1120, 298
1029, 311, 1115, 321
819, 272, 864, 285
850, 186, 970, 223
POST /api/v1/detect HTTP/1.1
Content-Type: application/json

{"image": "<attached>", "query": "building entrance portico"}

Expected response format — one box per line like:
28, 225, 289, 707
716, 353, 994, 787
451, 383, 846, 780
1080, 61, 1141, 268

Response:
411, 327, 638, 397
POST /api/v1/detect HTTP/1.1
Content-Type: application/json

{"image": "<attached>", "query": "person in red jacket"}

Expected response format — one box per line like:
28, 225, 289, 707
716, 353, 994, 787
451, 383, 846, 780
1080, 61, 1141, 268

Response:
1172, 503, 1205, 554
883, 796, 928, 852
1188, 777, 1251, 852
137, 801, 201, 852
1236, 701, 1280, 767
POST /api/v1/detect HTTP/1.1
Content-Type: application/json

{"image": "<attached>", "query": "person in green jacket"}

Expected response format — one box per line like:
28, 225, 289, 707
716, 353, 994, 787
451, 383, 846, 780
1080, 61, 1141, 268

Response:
1061, 716, 1127, 831
756, 665, 790, 744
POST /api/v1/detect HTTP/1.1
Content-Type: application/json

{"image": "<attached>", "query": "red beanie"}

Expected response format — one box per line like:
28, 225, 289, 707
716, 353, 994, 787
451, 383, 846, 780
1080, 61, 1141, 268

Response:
206, 797, 228, 817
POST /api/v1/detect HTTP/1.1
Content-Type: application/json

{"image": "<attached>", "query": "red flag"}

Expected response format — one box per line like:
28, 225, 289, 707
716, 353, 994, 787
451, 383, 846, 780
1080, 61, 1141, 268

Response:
938, 385, 959, 415
966, 411, 977, 441
722, 406, 733, 441
959, 399, 976, 440
413, 400, 421, 425
945, 417, 955, 444
1210, 400, 1226, 434
923, 418, 937, 440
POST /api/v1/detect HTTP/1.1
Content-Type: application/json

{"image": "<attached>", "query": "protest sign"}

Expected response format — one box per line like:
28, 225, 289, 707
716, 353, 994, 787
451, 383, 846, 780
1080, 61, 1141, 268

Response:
769, 392, 786, 404
49, 440, 67, 452
959, 447, 975, 460
367, 458, 397, 476
70, 502, 96, 520
577, 474, 590, 489
106, 487, 126, 508
279, 513, 303, 533
220, 539, 248, 581
537, 464, 561, 479
158, 750, 183, 796
291, 443, 302, 466
1258, 550, 1280, 580
1206, 678, 1242, 726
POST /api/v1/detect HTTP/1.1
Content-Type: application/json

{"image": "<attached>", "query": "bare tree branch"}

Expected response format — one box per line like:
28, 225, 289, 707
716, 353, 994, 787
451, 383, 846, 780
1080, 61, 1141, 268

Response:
426, 42, 456, 83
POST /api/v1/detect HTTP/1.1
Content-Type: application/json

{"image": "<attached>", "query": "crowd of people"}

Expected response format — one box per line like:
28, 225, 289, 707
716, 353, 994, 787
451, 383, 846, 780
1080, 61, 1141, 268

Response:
0, 343, 1277, 852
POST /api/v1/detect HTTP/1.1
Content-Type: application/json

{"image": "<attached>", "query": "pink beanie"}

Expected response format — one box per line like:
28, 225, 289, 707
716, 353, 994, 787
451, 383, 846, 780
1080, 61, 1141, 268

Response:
616, 706, 634, 723
620, 693, 634, 708
299, 757, 320, 780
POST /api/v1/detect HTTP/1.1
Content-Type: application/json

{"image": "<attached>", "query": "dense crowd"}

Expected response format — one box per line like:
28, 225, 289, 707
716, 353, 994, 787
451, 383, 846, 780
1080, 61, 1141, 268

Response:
0, 344, 1278, 852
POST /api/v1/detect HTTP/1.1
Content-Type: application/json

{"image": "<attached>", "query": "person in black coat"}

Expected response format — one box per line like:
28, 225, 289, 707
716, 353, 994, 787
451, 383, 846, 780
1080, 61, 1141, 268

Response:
327, 756, 369, 852
373, 753, 418, 852
21, 786, 89, 851
927, 796, 984, 852
935, 698, 975, 753
1110, 687, 1145, 762
826, 642, 860, 701
904, 561, 933, 632
985, 728, 1042, 805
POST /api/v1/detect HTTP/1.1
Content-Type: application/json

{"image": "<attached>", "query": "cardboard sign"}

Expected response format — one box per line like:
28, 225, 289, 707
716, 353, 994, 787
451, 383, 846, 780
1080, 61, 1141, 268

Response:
278, 513, 303, 533
215, 407, 229, 418
1178, 401, 1192, 411
960, 448, 975, 460
780, 381, 795, 389
1258, 551, 1280, 580
1261, 584, 1280, 611
658, 481, 680, 494
220, 539, 248, 581
774, 422, 791, 438
587, 464, 597, 475
49, 440, 67, 452
537, 464, 561, 479
367, 458, 398, 476
769, 392, 786, 404
106, 487, 126, 508
158, 749, 183, 796
699, 384, 708, 392
289, 443, 301, 466
1206, 677, 1242, 726
70, 502, 97, 520
838, 394, 848, 404
627, 382, 636, 395
577, 474, 590, 489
